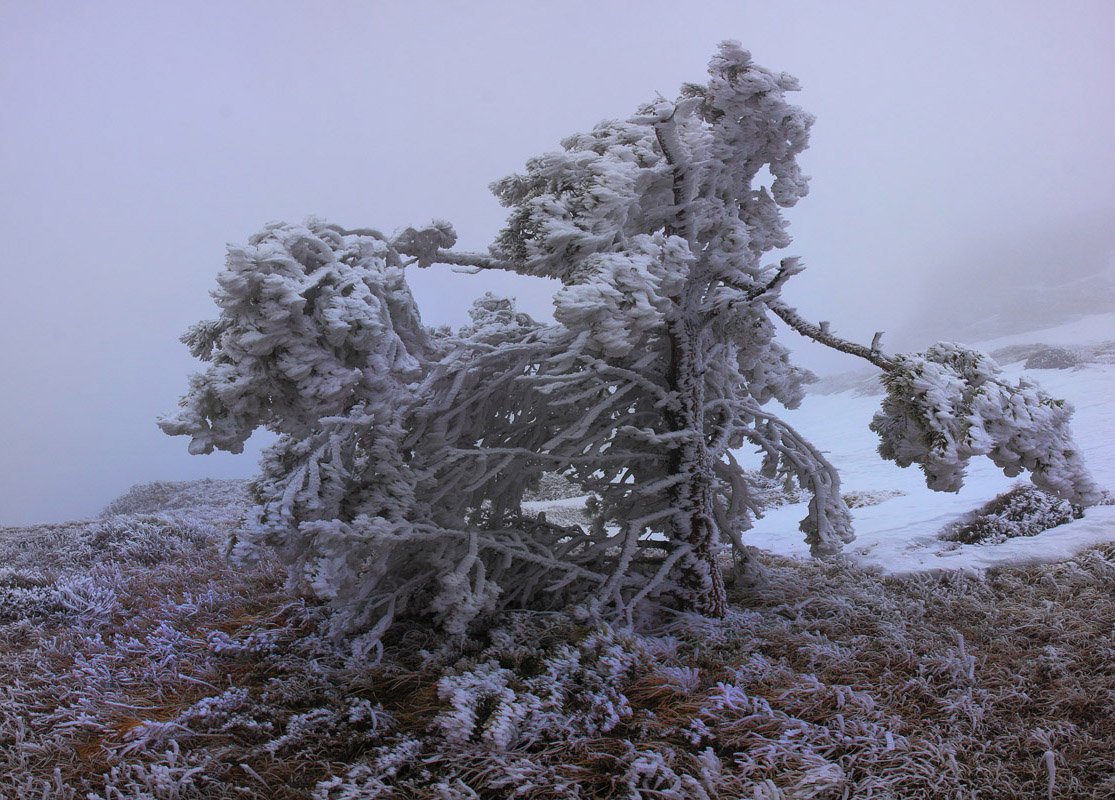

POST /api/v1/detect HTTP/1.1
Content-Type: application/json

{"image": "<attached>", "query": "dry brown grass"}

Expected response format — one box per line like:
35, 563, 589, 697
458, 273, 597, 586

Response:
8, 499, 1115, 797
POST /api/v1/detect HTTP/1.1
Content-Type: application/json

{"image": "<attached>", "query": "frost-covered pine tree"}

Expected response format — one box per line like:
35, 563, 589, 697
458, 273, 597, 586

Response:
473, 42, 856, 617
162, 42, 1101, 654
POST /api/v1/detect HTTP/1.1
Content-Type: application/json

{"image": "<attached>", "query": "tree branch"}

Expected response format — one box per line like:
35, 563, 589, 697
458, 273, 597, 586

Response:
744, 257, 805, 301
429, 250, 518, 271
769, 301, 896, 371
430, 244, 896, 376
714, 258, 894, 370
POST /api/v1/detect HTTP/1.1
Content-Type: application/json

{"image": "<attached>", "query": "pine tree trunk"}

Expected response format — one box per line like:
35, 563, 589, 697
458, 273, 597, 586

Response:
666, 317, 728, 618
655, 106, 727, 617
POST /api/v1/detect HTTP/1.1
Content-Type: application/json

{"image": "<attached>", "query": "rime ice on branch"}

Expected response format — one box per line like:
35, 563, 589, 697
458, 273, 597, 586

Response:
161, 42, 1101, 653
869, 343, 1102, 505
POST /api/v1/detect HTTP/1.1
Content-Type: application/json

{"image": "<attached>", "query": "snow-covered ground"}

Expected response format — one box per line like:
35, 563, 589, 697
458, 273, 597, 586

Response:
745, 314, 1115, 576
977, 310, 1115, 350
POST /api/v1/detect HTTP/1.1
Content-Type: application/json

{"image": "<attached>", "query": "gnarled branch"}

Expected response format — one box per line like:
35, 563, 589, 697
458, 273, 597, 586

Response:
769, 301, 896, 371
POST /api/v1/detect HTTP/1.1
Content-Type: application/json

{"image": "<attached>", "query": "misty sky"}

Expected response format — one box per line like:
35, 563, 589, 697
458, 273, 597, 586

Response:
2, 1, 1112, 526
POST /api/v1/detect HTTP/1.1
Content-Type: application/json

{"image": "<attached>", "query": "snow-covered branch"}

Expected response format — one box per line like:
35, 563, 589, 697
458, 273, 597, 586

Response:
768, 300, 896, 371
429, 249, 517, 272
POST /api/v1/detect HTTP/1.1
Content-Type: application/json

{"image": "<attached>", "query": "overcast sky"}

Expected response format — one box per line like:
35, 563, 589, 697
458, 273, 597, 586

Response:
2, 1, 1112, 526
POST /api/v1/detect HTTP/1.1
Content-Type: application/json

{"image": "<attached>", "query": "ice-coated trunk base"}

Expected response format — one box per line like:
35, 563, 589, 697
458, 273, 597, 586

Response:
678, 487, 728, 618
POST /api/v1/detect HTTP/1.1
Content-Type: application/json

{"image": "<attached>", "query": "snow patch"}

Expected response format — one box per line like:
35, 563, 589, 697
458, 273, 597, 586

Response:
743, 359, 1115, 576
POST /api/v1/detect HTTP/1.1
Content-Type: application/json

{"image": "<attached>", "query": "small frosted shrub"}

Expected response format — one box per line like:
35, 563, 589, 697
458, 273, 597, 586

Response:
944, 484, 1084, 545
264, 700, 393, 757
101, 480, 180, 515
433, 624, 648, 750
1024, 346, 1081, 370
749, 471, 809, 509
175, 687, 269, 739
0, 573, 120, 624
843, 488, 906, 508
522, 472, 583, 502
89, 516, 214, 565
102, 478, 250, 518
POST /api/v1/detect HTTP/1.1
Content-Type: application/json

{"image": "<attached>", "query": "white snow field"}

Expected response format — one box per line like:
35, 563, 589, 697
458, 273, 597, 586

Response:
745, 314, 1115, 575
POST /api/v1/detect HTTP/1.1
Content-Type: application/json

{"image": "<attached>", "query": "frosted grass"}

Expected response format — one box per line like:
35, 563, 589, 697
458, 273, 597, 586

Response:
6, 477, 1115, 796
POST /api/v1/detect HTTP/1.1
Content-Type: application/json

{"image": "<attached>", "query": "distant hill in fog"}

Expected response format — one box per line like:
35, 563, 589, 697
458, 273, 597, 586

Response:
896, 214, 1115, 349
